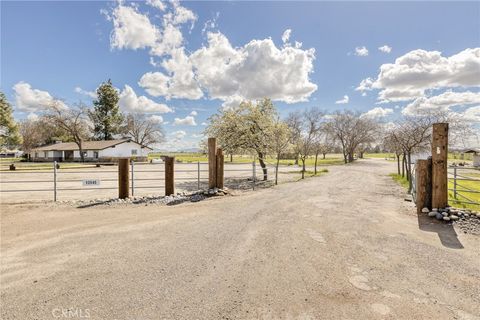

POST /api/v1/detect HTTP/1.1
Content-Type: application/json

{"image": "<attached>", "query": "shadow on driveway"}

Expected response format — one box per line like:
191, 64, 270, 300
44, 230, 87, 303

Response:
417, 213, 464, 249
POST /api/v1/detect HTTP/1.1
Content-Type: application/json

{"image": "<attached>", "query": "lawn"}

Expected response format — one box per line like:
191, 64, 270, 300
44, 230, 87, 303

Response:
389, 173, 410, 189
364, 153, 395, 159
390, 172, 480, 211
148, 152, 345, 166
448, 177, 480, 211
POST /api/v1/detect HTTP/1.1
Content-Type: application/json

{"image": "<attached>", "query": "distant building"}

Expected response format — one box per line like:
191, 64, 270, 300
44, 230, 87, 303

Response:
463, 148, 480, 168
30, 139, 152, 162
0, 149, 23, 158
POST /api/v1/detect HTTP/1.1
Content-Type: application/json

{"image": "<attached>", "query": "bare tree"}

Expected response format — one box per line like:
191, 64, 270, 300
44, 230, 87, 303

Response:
311, 132, 335, 174
44, 102, 91, 162
271, 118, 292, 185
123, 113, 165, 147
287, 108, 324, 179
325, 111, 377, 164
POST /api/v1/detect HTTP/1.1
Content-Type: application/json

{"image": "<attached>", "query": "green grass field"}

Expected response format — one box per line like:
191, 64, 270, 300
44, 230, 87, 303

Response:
448, 177, 480, 211
390, 172, 479, 211
389, 173, 410, 189
364, 153, 395, 159
148, 152, 345, 166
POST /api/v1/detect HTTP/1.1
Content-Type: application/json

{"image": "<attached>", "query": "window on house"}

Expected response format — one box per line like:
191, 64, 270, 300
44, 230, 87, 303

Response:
83, 151, 88, 158
93, 151, 99, 158
35, 152, 38, 158
131, 149, 138, 155
44, 152, 48, 158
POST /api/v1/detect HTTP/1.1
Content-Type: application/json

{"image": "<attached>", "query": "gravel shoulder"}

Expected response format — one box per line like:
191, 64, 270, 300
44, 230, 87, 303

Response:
1, 159, 479, 319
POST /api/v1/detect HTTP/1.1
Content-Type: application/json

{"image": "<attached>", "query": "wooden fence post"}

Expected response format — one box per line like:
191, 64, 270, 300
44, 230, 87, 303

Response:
431, 123, 448, 209
118, 158, 130, 199
216, 147, 224, 189
165, 156, 175, 196
416, 158, 432, 213
208, 137, 217, 189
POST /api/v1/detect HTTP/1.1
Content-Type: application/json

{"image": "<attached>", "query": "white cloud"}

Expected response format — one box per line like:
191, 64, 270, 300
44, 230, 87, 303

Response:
13, 82, 66, 112
282, 29, 291, 44
148, 115, 164, 124
189, 110, 197, 116
335, 95, 349, 104
108, 1, 196, 57
378, 45, 392, 53
172, 130, 186, 139
139, 48, 203, 100
191, 133, 203, 138
201, 122, 207, 126
190, 32, 317, 104
358, 48, 480, 102
463, 106, 480, 122
150, 22, 184, 57
167, 0, 197, 26
361, 107, 394, 119
146, 0, 166, 11
119, 85, 173, 113
110, 5, 159, 50
355, 46, 369, 57
74, 87, 97, 99
108, 4, 317, 105
174, 115, 197, 126
402, 91, 480, 116
355, 77, 374, 92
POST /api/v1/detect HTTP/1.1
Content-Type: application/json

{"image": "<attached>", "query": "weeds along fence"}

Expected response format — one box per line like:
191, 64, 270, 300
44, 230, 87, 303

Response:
0, 160, 278, 203
448, 166, 480, 207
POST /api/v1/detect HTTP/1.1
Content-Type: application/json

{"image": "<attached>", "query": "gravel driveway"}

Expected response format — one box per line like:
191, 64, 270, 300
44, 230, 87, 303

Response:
1, 159, 479, 319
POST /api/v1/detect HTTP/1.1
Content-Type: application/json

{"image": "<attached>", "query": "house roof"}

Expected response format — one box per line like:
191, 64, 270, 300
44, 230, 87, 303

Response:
33, 139, 153, 152
462, 148, 480, 154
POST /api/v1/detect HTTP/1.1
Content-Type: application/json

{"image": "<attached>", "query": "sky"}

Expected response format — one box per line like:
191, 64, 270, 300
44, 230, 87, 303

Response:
1, 1, 479, 150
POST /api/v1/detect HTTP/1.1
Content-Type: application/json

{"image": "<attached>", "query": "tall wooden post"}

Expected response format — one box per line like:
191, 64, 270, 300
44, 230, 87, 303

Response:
165, 156, 175, 196
216, 147, 224, 189
118, 158, 130, 199
208, 137, 217, 189
431, 123, 448, 209
415, 158, 432, 213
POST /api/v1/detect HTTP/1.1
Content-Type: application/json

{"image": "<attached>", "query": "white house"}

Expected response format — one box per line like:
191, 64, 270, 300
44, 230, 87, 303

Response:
30, 139, 152, 162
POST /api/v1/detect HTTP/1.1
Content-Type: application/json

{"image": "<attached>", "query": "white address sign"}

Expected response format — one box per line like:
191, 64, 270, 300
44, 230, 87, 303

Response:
82, 179, 101, 186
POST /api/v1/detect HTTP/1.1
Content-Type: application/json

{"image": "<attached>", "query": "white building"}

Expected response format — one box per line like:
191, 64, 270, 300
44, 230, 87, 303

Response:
30, 139, 152, 162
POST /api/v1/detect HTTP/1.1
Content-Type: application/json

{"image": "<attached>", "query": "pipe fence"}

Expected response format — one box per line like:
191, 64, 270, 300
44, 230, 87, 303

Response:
0, 160, 281, 202
448, 165, 480, 206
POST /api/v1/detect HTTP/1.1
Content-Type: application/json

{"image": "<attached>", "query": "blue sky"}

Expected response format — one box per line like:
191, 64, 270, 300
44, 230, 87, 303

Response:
1, 1, 479, 149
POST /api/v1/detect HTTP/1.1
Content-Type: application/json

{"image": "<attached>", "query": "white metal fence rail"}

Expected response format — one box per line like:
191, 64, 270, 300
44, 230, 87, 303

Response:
0, 161, 278, 202
448, 166, 480, 206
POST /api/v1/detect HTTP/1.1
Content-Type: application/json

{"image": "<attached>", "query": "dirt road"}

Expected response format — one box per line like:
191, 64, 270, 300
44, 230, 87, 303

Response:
1, 159, 479, 319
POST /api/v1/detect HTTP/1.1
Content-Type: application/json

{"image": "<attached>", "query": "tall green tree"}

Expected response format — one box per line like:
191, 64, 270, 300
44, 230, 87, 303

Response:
0, 92, 22, 151
89, 79, 123, 140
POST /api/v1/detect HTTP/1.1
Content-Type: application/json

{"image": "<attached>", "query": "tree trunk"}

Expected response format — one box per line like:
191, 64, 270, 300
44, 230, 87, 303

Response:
301, 158, 306, 179
348, 152, 354, 162
314, 153, 318, 175
401, 153, 406, 177
396, 153, 401, 175
343, 150, 348, 164
407, 152, 413, 192
294, 154, 299, 165
77, 141, 85, 162
322, 153, 326, 159
258, 152, 267, 181
359, 151, 364, 159
275, 154, 280, 185
230, 154, 233, 162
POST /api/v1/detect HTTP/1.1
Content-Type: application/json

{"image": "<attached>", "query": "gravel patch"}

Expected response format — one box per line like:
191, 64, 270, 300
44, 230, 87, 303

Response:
421, 206, 480, 235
